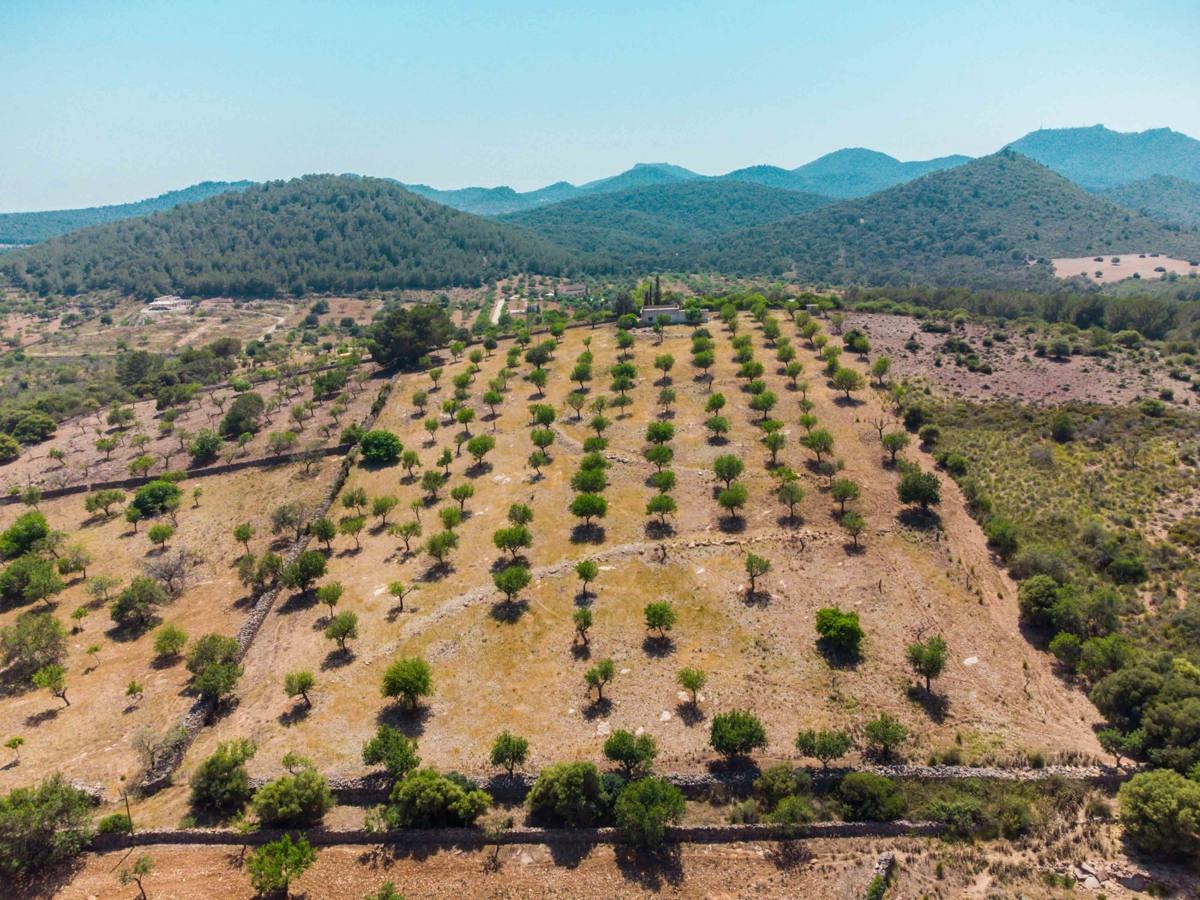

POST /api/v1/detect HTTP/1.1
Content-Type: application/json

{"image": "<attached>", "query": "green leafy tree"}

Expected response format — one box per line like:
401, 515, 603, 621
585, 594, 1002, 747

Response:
493, 565, 531, 604
644, 601, 677, 639
153, 623, 187, 659
382, 656, 433, 709
526, 762, 607, 826
0, 774, 95, 876
717, 483, 748, 520
362, 725, 421, 782
898, 470, 940, 509
246, 834, 317, 896
570, 493, 607, 526
863, 713, 908, 759
745, 553, 771, 594
709, 710, 768, 760
677, 667, 706, 705
713, 454, 744, 488
575, 559, 599, 595
604, 730, 658, 778
585, 658, 614, 702
284, 670, 315, 708
815, 607, 864, 658
573, 607, 593, 646
1118, 769, 1200, 857
32, 664, 68, 706
490, 731, 530, 776
386, 769, 491, 828
795, 729, 852, 770
830, 478, 860, 513
906, 635, 948, 693
881, 430, 909, 463
252, 764, 333, 827
614, 777, 685, 850
324, 610, 359, 652
190, 738, 257, 812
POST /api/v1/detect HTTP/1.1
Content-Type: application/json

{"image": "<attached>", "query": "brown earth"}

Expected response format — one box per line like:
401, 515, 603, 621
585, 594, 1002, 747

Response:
1052, 253, 1199, 282
167, 314, 1100, 819
845, 311, 1184, 406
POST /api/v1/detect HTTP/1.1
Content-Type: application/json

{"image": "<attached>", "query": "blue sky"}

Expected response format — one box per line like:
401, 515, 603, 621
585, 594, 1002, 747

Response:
2, 0, 1197, 211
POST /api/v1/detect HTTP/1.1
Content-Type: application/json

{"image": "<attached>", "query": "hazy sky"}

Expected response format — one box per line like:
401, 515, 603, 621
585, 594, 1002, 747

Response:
3, 0, 1198, 211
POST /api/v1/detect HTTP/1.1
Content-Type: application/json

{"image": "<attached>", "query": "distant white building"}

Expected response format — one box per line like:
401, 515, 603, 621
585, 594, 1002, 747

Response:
146, 295, 191, 313
638, 304, 697, 326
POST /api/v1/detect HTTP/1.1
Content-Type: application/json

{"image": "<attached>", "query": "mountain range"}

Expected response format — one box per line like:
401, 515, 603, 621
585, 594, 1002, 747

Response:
6, 148, 1199, 297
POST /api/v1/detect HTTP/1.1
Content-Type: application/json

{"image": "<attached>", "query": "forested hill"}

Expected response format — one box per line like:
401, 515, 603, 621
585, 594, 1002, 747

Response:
499, 180, 834, 260
0, 181, 253, 245
0, 175, 584, 297
725, 149, 971, 198
694, 151, 1200, 289
1101, 175, 1200, 228
1008, 125, 1200, 190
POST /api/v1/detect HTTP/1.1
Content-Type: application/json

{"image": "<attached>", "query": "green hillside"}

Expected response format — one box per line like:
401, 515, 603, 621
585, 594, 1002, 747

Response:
696, 151, 1200, 288
725, 149, 970, 198
1008, 125, 1200, 189
1, 175, 583, 298
500, 180, 833, 261
1101, 175, 1200, 228
0, 181, 253, 245
402, 180, 579, 216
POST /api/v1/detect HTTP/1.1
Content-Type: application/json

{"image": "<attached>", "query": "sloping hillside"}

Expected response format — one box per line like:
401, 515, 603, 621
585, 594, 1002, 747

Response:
0, 181, 253, 245
1008, 125, 1200, 189
402, 180, 579, 216
697, 151, 1200, 288
1, 175, 585, 297
1101, 175, 1200, 228
726, 149, 970, 197
501, 180, 833, 260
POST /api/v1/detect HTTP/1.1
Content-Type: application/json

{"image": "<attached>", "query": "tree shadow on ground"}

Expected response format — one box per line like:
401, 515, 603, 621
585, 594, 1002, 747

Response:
278, 702, 311, 727
24, 707, 59, 727
466, 461, 494, 478
642, 635, 675, 658
816, 640, 862, 671
321, 648, 355, 670
376, 704, 430, 738
574, 590, 593, 607
570, 524, 606, 544
489, 600, 529, 624
832, 395, 862, 409
643, 521, 674, 540
776, 514, 805, 529
675, 702, 705, 727
743, 588, 771, 607
842, 541, 866, 556
278, 590, 318, 615
582, 698, 612, 721
717, 515, 746, 535
906, 685, 950, 723
571, 642, 592, 661
421, 562, 455, 582
547, 840, 594, 869
614, 845, 684, 891
898, 508, 942, 530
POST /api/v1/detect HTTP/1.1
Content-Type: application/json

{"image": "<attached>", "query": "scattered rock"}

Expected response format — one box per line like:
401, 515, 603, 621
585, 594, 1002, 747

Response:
963, 656, 979, 666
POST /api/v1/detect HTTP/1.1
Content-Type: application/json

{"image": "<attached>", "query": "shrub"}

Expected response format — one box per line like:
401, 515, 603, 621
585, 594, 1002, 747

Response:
362, 725, 421, 783
527, 762, 608, 826
863, 713, 908, 759
0, 433, 19, 463
0, 511, 49, 560
614, 777, 685, 850
1119, 769, 1200, 857
0, 774, 94, 875
838, 772, 905, 821
381, 656, 432, 708
252, 765, 334, 827
190, 739, 256, 812
815, 607, 863, 658
360, 429, 403, 465
96, 812, 132, 834
153, 623, 188, 659
753, 764, 811, 811
246, 834, 316, 897
897, 470, 940, 508
386, 769, 491, 828
603, 730, 658, 778
490, 731, 529, 776
131, 480, 182, 518
709, 710, 768, 759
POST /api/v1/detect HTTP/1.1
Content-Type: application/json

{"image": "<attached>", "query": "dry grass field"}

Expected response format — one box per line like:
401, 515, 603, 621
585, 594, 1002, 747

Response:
148, 315, 1104, 809
1052, 253, 1199, 282
0, 460, 340, 794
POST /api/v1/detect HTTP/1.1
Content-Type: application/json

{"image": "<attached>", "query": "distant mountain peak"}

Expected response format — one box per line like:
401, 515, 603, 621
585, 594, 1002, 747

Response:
1008, 125, 1200, 189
